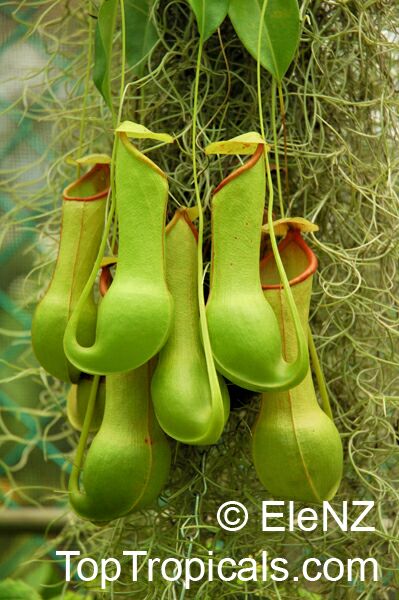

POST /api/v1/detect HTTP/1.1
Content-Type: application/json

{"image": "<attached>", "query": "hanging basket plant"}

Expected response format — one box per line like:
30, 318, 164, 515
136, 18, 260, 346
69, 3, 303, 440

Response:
0, 0, 397, 598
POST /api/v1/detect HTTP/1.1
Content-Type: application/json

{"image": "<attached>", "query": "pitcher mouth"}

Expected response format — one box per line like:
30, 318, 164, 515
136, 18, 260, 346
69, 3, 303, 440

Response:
213, 144, 264, 196
166, 208, 199, 242
63, 163, 110, 202
261, 229, 318, 290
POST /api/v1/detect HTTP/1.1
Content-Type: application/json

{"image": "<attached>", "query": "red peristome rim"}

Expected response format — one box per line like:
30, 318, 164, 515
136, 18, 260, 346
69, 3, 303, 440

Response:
213, 144, 264, 196
119, 132, 167, 179
63, 163, 110, 202
261, 229, 318, 289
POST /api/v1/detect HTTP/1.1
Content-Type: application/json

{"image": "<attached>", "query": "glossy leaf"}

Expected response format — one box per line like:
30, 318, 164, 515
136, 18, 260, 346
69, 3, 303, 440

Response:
228, 0, 300, 81
93, 0, 118, 110
188, 0, 229, 41
205, 132, 268, 155
124, 0, 159, 76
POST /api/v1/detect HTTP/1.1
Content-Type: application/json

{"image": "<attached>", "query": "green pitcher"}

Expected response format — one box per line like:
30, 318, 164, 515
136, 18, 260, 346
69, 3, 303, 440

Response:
69, 363, 171, 522
64, 132, 173, 375
252, 227, 343, 503
151, 209, 229, 444
205, 136, 308, 393
32, 163, 109, 382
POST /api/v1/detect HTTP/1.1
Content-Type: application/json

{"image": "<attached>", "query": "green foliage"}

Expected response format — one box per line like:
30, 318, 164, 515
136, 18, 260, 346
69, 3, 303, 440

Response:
52, 593, 89, 600
94, 0, 159, 108
188, 0, 229, 41
124, 0, 159, 76
298, 589, 323, 600
93, 0, 118, 110
0, 579, 41, 600
228, 0, 300, 80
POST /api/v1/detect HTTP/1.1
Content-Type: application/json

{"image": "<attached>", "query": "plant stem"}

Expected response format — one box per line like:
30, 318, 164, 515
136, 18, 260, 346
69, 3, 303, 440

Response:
270, 41, 332, 419
308, 330, 333, 419
117, 0, 126, 128
109, 0, 127, 253
69, 375, 100, 494
67, 0, 125, 487
257, 0, 308, 381
277, 81, 289, 195
77, 0, 94, 178
191, 35, 223, 438
271, 78, 285, 218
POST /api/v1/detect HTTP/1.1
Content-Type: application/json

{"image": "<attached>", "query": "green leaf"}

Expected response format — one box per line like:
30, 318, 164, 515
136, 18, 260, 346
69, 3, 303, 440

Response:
0, 579, 41, 600
228, 0, 300, 81
188, 0, 230, 41
93, 0, 118, 110
124, 0, 159, 76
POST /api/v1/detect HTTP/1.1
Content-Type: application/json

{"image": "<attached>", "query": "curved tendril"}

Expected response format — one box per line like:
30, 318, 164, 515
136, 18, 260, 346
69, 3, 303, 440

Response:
277, 81, 289, 196
66, 0, 127, 348
271, 78, 284, 218
76, 0, 94, 179
257, 0, 308, 378
67, 4, 125, 497
267, 26, 333, 417
192, 33, 224, 440
110, 0, 127, 252
69, 374, 100, 496
308, 330, 334, 420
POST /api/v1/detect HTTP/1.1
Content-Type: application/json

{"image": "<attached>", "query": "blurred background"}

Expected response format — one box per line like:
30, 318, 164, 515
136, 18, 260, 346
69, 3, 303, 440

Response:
0, 5, 79, 597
